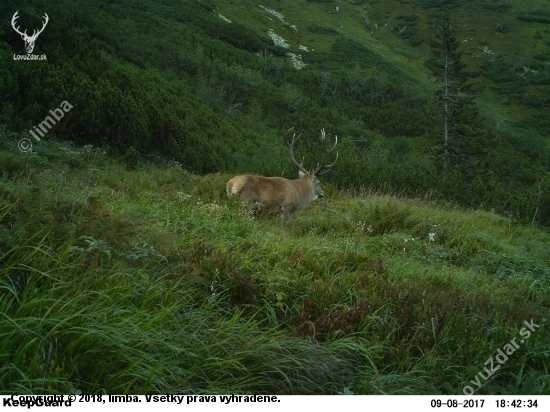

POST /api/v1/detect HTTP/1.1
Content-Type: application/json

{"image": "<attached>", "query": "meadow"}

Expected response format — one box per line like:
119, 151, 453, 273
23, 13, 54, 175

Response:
1, 137, 548, 394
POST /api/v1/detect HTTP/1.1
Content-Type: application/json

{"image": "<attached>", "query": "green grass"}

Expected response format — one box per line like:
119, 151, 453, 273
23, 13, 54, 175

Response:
1, 138, 549, 394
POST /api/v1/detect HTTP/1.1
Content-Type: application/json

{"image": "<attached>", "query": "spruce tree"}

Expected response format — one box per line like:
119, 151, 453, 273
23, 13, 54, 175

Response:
428, 12, 483, 178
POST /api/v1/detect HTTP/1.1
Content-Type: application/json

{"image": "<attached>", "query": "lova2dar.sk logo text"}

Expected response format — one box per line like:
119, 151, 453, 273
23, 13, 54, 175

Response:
12, 10, 48, 60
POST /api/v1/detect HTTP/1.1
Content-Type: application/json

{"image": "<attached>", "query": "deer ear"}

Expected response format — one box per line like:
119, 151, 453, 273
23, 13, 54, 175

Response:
298, 170, 306, 178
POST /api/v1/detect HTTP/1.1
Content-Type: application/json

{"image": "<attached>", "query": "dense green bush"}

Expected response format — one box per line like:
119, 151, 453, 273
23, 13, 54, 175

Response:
482, 1, 512, 12
480, 60, 521, 84
421, 0, 460, 9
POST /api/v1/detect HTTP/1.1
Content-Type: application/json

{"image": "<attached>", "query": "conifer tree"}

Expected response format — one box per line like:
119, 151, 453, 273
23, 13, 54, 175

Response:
428, 12, 483, 178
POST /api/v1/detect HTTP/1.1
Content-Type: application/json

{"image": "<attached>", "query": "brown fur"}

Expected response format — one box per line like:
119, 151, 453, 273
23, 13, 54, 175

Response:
227, 172, 324, 223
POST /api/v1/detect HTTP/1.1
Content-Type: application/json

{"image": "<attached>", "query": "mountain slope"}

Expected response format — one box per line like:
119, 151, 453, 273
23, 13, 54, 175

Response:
216, 0, 550, 130
0, 0, 549, 225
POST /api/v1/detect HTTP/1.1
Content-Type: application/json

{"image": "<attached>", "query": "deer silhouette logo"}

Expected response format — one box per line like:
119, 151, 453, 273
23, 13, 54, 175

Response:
11, 11, 49, 54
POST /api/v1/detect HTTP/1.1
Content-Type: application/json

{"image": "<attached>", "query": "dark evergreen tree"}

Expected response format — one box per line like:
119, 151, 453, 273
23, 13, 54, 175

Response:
428, 12, 483, 178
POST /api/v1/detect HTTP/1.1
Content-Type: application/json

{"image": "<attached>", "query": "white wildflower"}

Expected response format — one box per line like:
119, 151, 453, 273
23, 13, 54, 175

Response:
428, 232, 436, 242
299, 45, 309, 52
176, 192, 192, 201
210, 279, 217, 297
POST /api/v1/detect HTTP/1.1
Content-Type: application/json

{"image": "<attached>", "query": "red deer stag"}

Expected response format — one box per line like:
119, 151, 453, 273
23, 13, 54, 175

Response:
227, 128, 338, 223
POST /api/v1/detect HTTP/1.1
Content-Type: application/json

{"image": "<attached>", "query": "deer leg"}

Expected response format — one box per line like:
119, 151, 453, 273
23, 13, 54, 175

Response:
280, 208, 292, 224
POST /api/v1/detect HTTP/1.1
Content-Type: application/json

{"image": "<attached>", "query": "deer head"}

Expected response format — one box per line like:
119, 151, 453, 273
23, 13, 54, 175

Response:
285, 127, 338, 199
286, 127, 338, 177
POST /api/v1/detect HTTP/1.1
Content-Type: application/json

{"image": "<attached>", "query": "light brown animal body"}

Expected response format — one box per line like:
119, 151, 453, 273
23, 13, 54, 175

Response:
227, 128, 338, 223
226, 172, 324, 222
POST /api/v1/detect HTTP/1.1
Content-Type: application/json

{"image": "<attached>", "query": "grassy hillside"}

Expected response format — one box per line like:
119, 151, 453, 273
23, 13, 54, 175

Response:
1, 0, 549, 225
216, 0, 550, 129
1, 137, 549, 394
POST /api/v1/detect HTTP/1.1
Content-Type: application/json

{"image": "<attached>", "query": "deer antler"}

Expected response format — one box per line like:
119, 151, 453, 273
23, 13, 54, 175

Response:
11, 11, 49, 40
11, 11, 26, 37
285, 127, 309, 175
30, 12, 49, 40
313, 129, 338, 175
